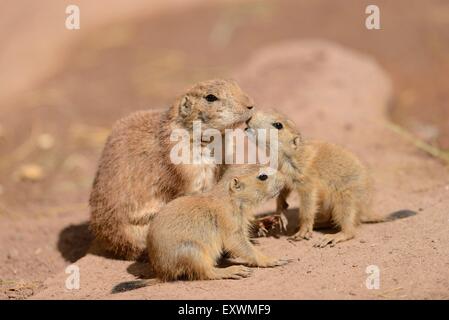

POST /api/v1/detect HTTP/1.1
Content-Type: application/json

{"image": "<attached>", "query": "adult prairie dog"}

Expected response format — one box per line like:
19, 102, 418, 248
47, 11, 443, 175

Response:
147, 166, 289, 281
246, 111, 411, 247
89, 79, 255, 260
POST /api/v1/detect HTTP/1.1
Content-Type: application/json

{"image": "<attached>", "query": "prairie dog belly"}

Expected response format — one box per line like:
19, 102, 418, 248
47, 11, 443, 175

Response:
188, 164, 217, 193
183, 151, 218, 194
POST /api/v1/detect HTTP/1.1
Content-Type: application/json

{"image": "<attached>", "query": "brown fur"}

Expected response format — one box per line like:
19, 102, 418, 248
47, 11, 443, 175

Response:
147, 165, 289, 281
247, 111, 374, 247
89, 79, 254, 259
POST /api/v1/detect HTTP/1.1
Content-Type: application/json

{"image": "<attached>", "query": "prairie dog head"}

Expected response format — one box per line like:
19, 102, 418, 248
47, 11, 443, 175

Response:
245, 110, 303, 154
228, 166, 285, 208
171, 79, 255, 131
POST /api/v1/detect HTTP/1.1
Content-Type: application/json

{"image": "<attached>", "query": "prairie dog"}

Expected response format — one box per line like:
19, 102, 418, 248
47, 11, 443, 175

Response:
89, 79, 255, 259
246, 111, 375, 247
147, 166, 289, 281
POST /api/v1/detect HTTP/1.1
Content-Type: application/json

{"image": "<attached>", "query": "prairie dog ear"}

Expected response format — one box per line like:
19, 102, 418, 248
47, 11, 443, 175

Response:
292, 135, 303, 149
179, 96, 192, 117
229, 177, 242, 192
286, 119, 297, 128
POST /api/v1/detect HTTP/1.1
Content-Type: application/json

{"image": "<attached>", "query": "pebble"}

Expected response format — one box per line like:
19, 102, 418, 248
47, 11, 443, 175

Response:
17, 164, 44, 182
36, 133, 55, 150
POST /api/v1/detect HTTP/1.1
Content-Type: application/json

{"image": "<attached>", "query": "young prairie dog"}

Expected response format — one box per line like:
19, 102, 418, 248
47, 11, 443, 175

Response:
247, 111, 376, 247
147, 166, 289, 281
89, 79, 255, 260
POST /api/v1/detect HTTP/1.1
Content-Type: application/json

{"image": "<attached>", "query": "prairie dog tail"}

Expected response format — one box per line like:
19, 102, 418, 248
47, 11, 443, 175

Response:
111, 279, 160, 294
360, 209, 417, 224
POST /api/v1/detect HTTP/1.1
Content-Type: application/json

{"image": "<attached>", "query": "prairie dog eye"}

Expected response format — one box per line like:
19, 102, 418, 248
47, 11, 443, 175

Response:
204, 94, 218, 102
272, 122, 283, 130
258, 174, 268, 181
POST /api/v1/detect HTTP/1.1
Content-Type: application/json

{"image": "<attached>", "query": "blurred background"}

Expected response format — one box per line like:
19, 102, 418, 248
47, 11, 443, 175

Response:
0, 0, 448, 298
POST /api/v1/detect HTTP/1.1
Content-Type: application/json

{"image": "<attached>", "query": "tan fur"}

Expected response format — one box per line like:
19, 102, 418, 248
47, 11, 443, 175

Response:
147, 166, 289, 281
89, 79, 254, 259
247, 111, 373, 247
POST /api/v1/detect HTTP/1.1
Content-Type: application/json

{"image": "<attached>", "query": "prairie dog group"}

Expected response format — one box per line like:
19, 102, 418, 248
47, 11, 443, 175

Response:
89, 79, 254, 259
246, 111, 374, 247
147, 166, 289, 281
90, 78, 413, 286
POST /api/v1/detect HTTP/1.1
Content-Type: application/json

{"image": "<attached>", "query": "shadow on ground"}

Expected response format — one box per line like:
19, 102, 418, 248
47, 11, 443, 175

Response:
57, 221, 93, 263
255, 208, 417, 238
58, 220, 151, 263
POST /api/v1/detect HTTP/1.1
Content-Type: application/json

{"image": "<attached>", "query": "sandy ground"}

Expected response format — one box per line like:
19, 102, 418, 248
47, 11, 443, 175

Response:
0, 0, 223, 106
0, 0, 448, 299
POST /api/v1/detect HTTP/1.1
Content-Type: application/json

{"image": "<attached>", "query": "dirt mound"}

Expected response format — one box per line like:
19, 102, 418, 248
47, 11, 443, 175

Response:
33, 40, 449, 299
